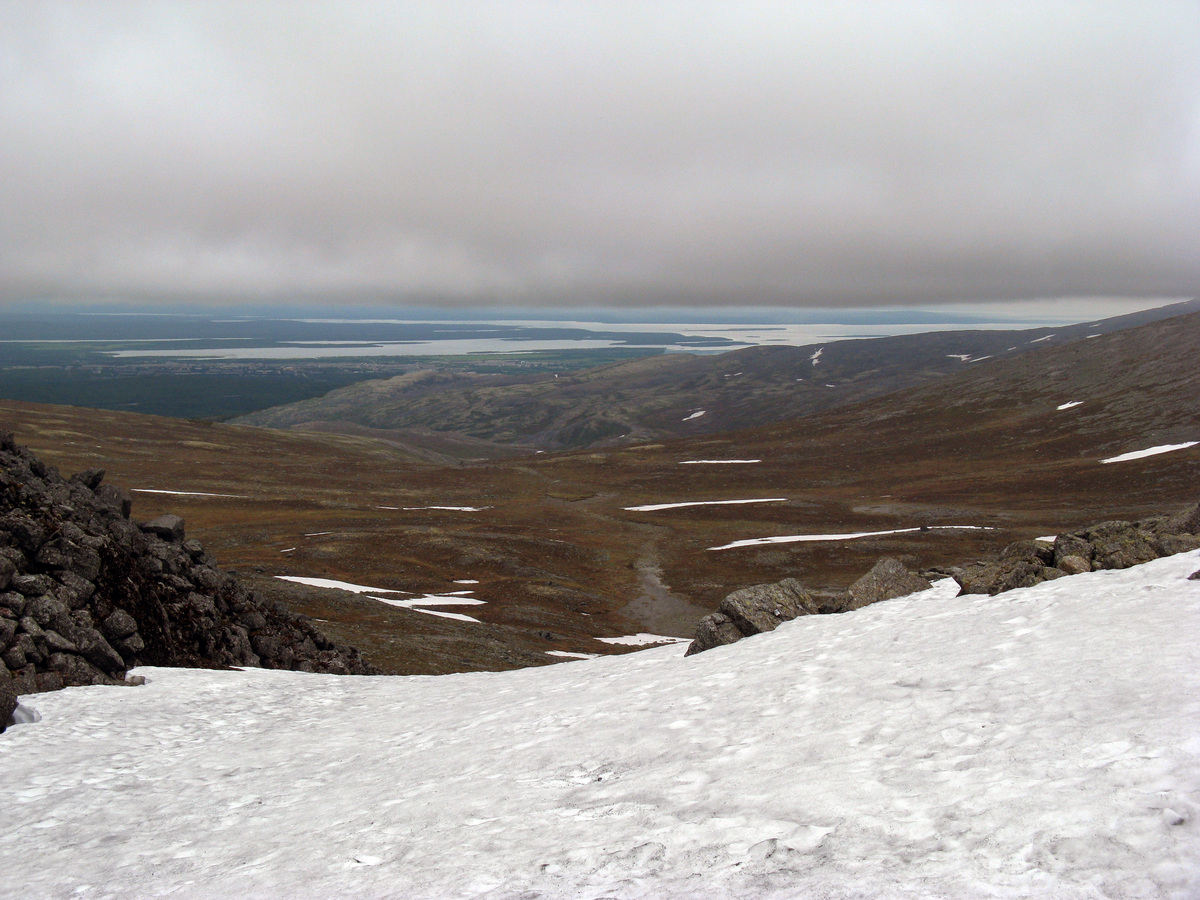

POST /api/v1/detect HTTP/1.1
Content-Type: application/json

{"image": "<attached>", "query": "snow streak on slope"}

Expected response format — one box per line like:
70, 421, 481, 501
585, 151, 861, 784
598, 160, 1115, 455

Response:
1101, 442, 1198, 464
3, 553, 1199, 899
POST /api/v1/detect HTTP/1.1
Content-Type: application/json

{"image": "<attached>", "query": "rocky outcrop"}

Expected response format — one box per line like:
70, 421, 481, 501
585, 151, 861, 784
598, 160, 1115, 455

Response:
844, 557, 931, 610
955, 505, 1200, 597
685, 578, 816, 656
686, 560, 931, 656
1, 432, 374, 731
687, 502, 1200, 656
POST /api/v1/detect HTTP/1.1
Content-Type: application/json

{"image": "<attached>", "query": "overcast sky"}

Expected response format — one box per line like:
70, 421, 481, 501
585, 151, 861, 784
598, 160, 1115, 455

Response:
2, 1, 1198, 312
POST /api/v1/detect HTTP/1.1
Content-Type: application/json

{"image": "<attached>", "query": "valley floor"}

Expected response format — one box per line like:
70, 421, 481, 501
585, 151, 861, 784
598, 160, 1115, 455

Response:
3, 551, 1199, 899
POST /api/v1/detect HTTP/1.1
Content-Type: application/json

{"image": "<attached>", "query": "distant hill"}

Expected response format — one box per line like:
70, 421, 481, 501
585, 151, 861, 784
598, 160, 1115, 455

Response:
3, 306, 1198, 676
234, 299, 1200, 454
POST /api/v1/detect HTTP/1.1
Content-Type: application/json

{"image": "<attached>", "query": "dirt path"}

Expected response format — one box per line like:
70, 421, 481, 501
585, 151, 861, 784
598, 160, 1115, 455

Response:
620, 548, 711, 637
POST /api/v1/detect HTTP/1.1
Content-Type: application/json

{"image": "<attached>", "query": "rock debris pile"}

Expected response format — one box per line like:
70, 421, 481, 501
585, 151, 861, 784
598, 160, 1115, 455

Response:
1, 432, 373, 729
687, 504, 1200, 656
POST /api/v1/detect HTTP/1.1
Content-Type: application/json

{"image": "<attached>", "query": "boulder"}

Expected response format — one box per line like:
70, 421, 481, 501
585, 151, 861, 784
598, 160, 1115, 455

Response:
1189, 570, 1200, 581
719, 578, 816, 635
69, 468, 106, 491
1053, 534, 1094, 568
955, 558, 1047, 596
1057, 555, 1092, 576
101, 609, 139, 641
1155, 534, 1200, 557
0, 555, 13, 590
94, 484, 132, 518
141, 514, 185, 543
845, 557, 931, 610
684, 612, 744, 656
1084, 521, 1160, 570
1162, 502, 1200, 536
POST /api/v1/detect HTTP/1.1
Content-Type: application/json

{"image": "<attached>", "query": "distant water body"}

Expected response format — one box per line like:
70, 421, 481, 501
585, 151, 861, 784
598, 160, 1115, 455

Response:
0, 308, 1161, 361
106, 317, 1085, 360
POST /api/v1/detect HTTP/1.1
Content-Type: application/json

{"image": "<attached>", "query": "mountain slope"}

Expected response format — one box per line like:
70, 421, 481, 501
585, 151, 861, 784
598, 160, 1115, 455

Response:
4, 308, 1199, 676
5, 551, 1199, 897
234, 298, 1200, 452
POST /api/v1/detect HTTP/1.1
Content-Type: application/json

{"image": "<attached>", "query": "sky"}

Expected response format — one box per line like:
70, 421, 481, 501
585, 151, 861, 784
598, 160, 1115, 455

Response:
2, 1, 1199, 314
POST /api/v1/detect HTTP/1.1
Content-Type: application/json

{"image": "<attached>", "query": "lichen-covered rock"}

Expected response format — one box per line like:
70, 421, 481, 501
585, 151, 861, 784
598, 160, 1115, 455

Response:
687, 578, 816, 656
1053, 534, 1094, 569
955, 558, 1047, 595
1057, 555, 1091, 576
1084, 521, 1161, 570
1162, 502, 1200, 536
684, 612, 744, 656
719, 578, 815, 636
845, 557, 931, 610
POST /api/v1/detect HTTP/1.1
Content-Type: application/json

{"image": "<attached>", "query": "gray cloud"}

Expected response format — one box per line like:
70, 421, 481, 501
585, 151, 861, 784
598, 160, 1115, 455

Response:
2, 1, 1198, 308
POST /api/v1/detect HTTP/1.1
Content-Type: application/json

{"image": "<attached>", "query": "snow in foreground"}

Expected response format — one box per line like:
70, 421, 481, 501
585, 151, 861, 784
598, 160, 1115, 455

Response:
3, 554, 1200, 900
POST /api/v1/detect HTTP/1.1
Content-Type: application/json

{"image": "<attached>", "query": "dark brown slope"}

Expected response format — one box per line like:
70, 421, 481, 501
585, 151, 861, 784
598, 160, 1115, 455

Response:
234, 299, 1200, 453
3, 308, 1197, 676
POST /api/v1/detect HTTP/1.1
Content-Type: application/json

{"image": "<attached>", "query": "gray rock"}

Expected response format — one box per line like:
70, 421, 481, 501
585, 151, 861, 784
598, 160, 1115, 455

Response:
26, 595, 72, 634
1085, 521, 1160, 569
1001, 540, 1055, 565
719, 577, 816, 635
94, 483, 132, 518
1162, 502, 1200, 536
685, 612, 745, 656
2, 645, 26, 670
101, 609, 139, 641
1189, 569, 1200, 581
47, 653, 115, 687
1041, 567, 1067, 581
34, 671, 64, 693
1057, 555, 1092, 576
39, 629, 79, 654
11, 573, 56, 597
0, 592, 26, 616
76, 630, 126, 673
113, 632, 145, 658
0, 555, 13, 590
0, 669, 16, 733
1155, 534, 1200, 557
54, 570, 96, 607
0, 616, 15, 649
955, 558, 1046, 596
18, 617, 44, 640
845, 557, 931, 610
1053, 534, 1094, 568
69, 468, 106, 491
141, 514, 185, 543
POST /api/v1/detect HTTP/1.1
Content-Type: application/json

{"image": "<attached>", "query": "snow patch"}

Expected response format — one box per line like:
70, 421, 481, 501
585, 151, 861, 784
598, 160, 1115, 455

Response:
1101, 442, 1199, 464
625, 498, 787, 512
709, 525, 991, 551
546, 651, 601, 660
1057, 401, 1084, 410
679, 459, 761, 465
596, 634, 691, 646
5, 552, 1199, 897
682, 410, 706, 422
810, 347, 823, 365
275, 576, 406, 595
378, 505, 491, 512
131, 489, 246, 499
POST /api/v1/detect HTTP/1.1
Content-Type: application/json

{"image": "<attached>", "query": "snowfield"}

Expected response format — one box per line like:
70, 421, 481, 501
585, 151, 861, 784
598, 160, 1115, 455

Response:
3, 552, 1199, 899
